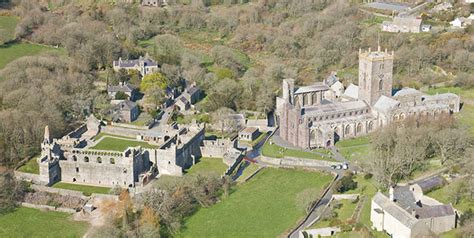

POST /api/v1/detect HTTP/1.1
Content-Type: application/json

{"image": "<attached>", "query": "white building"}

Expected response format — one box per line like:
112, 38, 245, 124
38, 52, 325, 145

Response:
382, 17, 422, 33
371, 177, 457, 238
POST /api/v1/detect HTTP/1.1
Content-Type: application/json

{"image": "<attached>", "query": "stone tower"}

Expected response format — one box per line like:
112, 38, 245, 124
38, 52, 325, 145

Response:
282, 78, 295, 105
358, 47, 394, 105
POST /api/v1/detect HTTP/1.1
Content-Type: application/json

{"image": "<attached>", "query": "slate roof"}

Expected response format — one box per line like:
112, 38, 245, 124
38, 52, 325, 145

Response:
240, 127, 258, 135
343, 84, 359, 99
373, 192, 420, 229
374, 95, 400, 113
115, 100, 137, 111
295, 82, 329, 94
392, 17, 422, 28
393, 186, 418, 211
415, 176, 445, 193
325, 73, 339, 87
107, 83, 136, 93
303, 100, 369, 116
422, 93, 458, 102
415, 204, 455, 219
186, 85, 200, 95
393, 88, 422, 97
113, 56, 158, 68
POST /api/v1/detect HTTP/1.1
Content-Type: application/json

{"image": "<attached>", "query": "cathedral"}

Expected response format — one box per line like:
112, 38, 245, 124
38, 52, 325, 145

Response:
276, 47, 460, 149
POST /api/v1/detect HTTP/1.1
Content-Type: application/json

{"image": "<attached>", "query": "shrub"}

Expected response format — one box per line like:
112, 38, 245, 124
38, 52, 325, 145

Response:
363, 173, 373, 180
334, 175, 358, 193
115, 91, 128, 100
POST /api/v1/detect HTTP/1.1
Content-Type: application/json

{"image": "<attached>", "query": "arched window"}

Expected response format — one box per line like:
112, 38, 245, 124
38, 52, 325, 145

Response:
379, 80, 383, 90
84, 157, 89, 162
110, 158, 115, 164
72, 155, 77, 162
368, 121, 374, 132
345, 125, 352, 135
356, 123, 362, 134
97, 157, 102, 163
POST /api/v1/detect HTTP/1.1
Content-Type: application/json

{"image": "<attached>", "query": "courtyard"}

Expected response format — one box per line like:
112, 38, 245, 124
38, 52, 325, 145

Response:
89, 136, 159, 151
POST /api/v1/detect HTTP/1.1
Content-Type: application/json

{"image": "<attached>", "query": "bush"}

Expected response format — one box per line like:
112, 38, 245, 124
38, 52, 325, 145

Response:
363, 173, 373, 180
115, 91, 128, 100
334, 175, 358, 193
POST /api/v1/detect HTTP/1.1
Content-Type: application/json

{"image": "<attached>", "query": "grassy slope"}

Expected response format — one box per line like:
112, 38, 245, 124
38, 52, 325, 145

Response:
0, 43, 64, 70
0, 207, 88, 238
52, 182, 111, 196
89, 137, 158, 151
17, 157, 39, 174
427, 179, 474, 213
177, 168, 333, 238
0, 16, 18, 40
185, 157, 228, 177
262, 140, 334, 161
236, 162, 260, 182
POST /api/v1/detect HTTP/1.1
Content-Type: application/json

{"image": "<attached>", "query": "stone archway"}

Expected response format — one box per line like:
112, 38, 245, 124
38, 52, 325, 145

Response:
344, 124, 352, 137
356, 123, 363, 135
367, 121, 374, 132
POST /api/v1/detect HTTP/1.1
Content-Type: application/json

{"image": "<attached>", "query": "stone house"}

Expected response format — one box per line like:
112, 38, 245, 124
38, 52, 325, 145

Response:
238, 127, 260, 141
382, 17, 422, 33
107, 82, 138, 101
370, 180, 456, 237
110, 100, 140, 123
182, 84, 201, 104
175, 97, 190, 112
113, 54, 159, 76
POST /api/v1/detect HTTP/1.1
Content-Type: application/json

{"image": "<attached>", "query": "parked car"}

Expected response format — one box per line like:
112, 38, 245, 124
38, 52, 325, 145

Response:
342, 163, 348, 170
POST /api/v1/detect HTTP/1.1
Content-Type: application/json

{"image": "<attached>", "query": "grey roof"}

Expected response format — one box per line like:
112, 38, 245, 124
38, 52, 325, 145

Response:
325, 73, 339, 87
295, 82, 329, 94
415, 176, 445, 193
422, 93, 458, 101
186, 85, 200, 95
343, 84, 359, 99
394, 88, 422, 97
374, 95, 400, 113
393, 17, 422, 28
179, 97, 189, 104
115, 100, 137, 111
373, 192, 420, 229
240, 127, 258, 134
113, 56, 158, 68
107, 83, 136, 93
415, 204, 455, 219
393, 186, 418, 211
303, 100, 369, 117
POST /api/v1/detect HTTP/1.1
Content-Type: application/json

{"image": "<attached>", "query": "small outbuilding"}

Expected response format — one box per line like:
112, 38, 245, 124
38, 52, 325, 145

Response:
239, 127, 260, 141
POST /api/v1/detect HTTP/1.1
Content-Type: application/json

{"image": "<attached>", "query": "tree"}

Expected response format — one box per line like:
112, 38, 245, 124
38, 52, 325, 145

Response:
334, 173, 358, 193
140, 72, 168, 92
433, 128, 469, 165
0, 172, 28, 214
152, 34, 183, 65
115, 91, 128, 100
211, 107, 239, 136
0, 29, 9, 45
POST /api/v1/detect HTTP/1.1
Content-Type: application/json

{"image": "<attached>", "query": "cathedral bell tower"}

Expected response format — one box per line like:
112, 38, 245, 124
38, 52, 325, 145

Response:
358, 47, 394, 105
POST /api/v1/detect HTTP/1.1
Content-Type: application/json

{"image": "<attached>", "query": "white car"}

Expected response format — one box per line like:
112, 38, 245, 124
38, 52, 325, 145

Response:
342, 163, 349, 170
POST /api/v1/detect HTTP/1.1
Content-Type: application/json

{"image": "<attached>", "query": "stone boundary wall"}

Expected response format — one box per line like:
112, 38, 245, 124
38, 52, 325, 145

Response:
21, 202, 77, 214
223, 153, 244, 177
243, 166, 264, 182
259, 156, 339, 168
332, 194, 360, 201
14, 171, 45, 185
110, 122, 153, 130
31, 184, 87, 199
91, 193, 119, 200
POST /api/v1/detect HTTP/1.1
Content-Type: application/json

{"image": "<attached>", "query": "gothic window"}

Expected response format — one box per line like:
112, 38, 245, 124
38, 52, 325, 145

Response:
380, 64, 384, 70
97, 157, 102, 163
110, 158, 115, 164
356, 123, 362, 134
72, 155, 77, 162
345, 125, 352, 135
368, 121, 374, 131
378, 80, 383, 90
84, 156, 89, 163
75, 167, 79, 173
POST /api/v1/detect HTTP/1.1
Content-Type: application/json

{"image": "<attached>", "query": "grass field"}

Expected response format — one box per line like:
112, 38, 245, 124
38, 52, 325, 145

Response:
236, 162, 260, 182
89, 136, 158, 151
185, 157, 228, 177
0, 16, 18, 41
262, 140, 334, 161
177, 168, 333, 237
0, 207, 88, 238
335, 136, 371, 167
0, 43, 64, 70
52, 182, 111, 196
17, 157, 40, 174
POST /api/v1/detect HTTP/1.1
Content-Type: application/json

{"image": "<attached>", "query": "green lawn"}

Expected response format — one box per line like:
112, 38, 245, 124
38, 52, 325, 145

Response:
0, 43, 64, 70
262, 140, 334, 161
0, 16, 18, 41
52, 182, 111, 196
177, 168, 333, 237
89, 137, 158, 151
335, 136, 372, 167
185, 157, 228, 177
310, 199, 358, 229
0, 207, 88, 238
17, 157, 40, 174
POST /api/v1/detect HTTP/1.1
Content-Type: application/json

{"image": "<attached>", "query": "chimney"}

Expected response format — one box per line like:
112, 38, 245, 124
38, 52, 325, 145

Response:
389, 186, 395, 201
369, 47, 371, 53
378, 45, 381, 52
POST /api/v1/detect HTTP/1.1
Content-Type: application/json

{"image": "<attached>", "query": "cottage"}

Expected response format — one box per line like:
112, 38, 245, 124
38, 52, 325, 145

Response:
382, 17, 422, 33
182, 84, 201, 104
370, 183, 456, 238
238, 127, 260, 141
110, 100, 140, 123
175, 97, 190, 112
113, 54, 159, 76
107, 82, 138, 101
